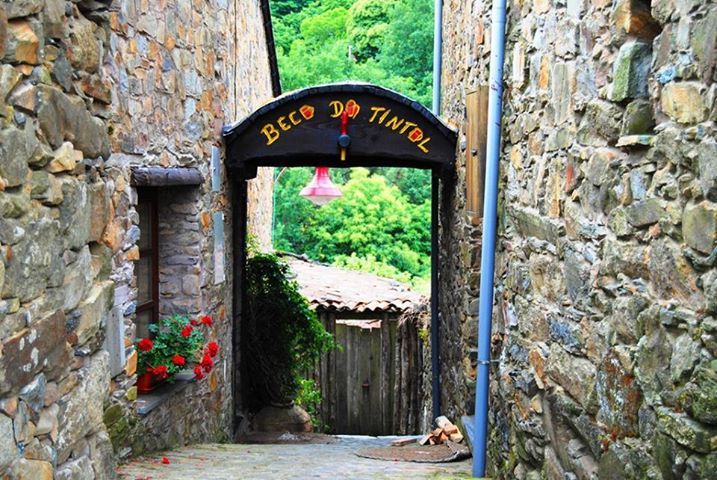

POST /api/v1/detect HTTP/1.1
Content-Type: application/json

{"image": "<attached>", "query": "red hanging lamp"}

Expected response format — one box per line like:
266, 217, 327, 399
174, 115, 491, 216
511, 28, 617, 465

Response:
299, 166, 342, 206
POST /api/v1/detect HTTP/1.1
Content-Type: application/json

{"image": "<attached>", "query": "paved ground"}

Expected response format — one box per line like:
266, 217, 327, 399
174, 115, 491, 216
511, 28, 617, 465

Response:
118, 435, 474, 479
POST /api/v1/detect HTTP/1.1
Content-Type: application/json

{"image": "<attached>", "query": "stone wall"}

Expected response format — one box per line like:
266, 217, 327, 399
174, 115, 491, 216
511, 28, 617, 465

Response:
440, 0, 716, 478
0, 0, 119, 476
102, 0, 275, 460
0, 0, 274, 477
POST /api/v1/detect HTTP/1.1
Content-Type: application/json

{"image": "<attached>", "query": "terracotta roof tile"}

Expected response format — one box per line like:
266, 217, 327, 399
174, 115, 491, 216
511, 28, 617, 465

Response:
283, 255, 424, 313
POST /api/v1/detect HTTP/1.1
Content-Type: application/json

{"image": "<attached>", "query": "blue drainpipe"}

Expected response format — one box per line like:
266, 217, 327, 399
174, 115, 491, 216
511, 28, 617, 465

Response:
473, 0, 508, 477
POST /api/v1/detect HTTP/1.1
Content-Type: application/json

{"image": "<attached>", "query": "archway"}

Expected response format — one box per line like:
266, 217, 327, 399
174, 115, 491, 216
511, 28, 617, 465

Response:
223, 82, 457, 432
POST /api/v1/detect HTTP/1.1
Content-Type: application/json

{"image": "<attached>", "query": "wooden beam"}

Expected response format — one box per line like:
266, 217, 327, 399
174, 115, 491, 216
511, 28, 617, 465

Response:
465, 87, 489, 218
131, 167, 202, 187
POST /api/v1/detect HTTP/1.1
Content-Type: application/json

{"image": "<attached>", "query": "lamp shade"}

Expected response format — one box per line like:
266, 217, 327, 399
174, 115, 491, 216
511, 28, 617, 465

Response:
299, 167, 342, 206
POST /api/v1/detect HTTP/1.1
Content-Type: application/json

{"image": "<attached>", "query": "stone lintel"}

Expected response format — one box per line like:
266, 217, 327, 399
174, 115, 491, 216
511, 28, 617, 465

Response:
131, 167, 202, 187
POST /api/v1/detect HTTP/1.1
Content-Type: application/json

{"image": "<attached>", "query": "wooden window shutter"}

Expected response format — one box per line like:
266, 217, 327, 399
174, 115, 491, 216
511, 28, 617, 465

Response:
465, 87, 489, 218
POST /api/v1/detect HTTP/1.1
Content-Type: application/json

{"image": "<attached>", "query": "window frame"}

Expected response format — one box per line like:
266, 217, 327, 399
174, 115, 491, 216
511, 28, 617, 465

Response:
135, 188, 160, 338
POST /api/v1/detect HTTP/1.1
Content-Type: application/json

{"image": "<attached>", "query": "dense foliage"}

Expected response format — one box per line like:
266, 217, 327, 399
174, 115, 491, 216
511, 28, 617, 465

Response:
245, 253, 336, 409
274, 168, 432, 286
273, 0, 433, 106
270, 0, 434, 288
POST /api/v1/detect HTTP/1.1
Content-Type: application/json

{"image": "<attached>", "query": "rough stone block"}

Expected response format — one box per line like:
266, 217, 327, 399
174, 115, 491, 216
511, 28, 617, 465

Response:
35, 404, 59, 438
88, 182, 110, 242
4, 19, 40, 65
682, 201, 717, 254
609, 41, 651, 102
625, 198, 664, 227
656, 407, 717, 453
0, 7, 6, 60
691, 7, 717, 83
2, 213, 62, 302
621, 99, 654, 135
54, 455, 93, 480
55, 352, 110, 464
19, 374, 46, 413
103, 307, 126, 378
691, 145, 717, 205
42, 0, 65, 39
596, 351, 641, 437
682, 361, 717, 425
0, 125, 39, 187
508, 205, 563, 244
75, 282, 114, 347
551, 62, 575, 125
547, 343, 598, 413
648, 238, 702, 304
0, 65, 22, 114
62, 246, 92, 312
661, 82, 707, 124
4, 0, 44, 19
0, 413, 16, 472
36, 85, 109, 158
576, 100, 623, 146
612, 0, 661, 41
59, 177, 91, 250
67, 15, 100, 74
0, 310, 70, 396
46, 142, 79, 173
8, 459, 52, 480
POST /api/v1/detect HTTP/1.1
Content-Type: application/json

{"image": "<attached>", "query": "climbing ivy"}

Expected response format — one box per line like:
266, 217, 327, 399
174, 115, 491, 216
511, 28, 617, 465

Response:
244, 253, 335, 410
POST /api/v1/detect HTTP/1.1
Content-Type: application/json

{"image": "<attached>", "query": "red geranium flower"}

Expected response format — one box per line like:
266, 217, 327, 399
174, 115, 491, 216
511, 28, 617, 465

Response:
145, 366, 154, 375
162, 456, 170, 464
206, 341, 219, 358
201, 353, 214, 372
171, 354, 186, 366
194, 365, 205, 380
138, 338, 153, 352
153, 365, 169, 379
181, 324, 193, 337
190, 319, 200, 326
200, 315, 213, 326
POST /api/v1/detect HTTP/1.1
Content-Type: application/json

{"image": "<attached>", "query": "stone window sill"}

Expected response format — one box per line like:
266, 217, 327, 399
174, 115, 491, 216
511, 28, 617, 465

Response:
135, 371, 196, 416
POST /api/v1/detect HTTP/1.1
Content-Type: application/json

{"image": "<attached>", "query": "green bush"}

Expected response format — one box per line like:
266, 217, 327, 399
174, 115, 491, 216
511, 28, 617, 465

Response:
245, 253, 335, 409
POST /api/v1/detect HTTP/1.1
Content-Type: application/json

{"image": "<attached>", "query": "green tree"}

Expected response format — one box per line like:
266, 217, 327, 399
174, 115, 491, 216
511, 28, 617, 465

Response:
270, 1, 435, 286
274, 168, 431, 281
346, 0, 398, 62
378, 0, 434, 94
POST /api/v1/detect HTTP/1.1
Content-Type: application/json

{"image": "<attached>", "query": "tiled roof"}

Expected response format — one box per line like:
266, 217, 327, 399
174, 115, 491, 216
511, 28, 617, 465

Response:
283, 255, 424, 313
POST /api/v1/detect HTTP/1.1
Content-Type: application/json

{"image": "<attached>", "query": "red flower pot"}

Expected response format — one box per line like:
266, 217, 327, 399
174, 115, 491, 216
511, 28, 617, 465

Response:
137, 371, 165, 394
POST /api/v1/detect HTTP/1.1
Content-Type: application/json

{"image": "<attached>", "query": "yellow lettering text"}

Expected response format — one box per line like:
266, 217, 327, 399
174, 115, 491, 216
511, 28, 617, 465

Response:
288, 111, 302, 126
400, 121, 417, 134
384, 116, 404, 131
277, 116, 291, 131
261, 124, 280, 145
379, 109, 391, 124
417, 137, 431, 153
330, 101, 344, 118
369, 106, 386, 123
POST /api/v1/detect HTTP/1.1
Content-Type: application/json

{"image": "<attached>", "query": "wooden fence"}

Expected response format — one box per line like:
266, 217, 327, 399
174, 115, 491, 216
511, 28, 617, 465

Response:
308, 309, 428, 436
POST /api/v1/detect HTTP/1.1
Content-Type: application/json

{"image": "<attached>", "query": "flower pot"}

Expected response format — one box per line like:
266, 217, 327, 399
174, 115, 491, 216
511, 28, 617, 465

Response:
137, 371, 166, 394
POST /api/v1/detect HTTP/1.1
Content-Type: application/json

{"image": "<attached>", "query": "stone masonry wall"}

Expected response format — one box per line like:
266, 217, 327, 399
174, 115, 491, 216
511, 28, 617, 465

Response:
1, 0, 116, 477
0, 0, 274, 477
102, 0, 275, 460
441, 0, 716, 478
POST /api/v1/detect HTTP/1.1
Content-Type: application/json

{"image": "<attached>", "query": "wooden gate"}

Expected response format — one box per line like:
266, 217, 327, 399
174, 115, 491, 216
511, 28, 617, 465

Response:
310, 311, 424, 436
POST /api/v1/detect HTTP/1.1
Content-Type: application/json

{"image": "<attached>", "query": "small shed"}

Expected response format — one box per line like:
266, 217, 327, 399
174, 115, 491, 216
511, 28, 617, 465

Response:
285, 255, 428, 436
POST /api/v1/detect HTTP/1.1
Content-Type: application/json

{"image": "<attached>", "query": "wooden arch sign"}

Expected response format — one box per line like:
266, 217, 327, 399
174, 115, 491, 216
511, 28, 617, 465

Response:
222, 83, 458, 179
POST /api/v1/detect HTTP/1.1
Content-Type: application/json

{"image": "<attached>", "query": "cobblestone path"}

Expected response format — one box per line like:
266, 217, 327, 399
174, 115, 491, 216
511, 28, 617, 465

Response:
118, 436, 473, 479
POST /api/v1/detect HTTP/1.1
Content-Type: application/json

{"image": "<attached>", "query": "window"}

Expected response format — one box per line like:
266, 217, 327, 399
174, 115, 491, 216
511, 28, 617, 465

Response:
135, 189, 159, 339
